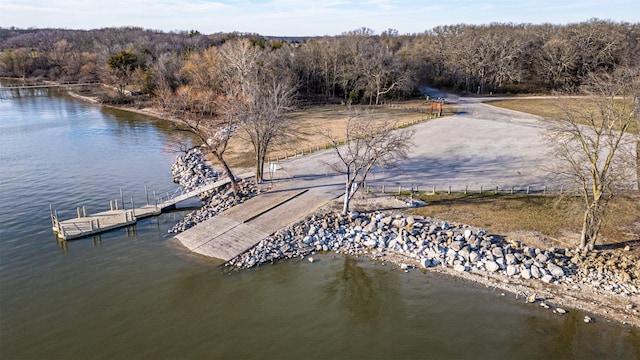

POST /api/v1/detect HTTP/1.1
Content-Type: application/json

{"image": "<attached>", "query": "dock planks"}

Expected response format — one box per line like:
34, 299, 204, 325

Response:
53, 206, 160, 240
51, 173, 252, 240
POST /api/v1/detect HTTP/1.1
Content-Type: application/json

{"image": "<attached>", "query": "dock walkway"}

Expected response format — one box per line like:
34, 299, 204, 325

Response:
51, 174, 250, 240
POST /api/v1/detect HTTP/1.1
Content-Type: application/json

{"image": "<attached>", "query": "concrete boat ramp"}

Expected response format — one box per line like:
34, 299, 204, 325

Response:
174, 184, 340, 261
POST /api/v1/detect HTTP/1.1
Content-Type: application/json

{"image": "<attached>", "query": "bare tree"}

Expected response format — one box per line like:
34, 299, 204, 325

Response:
548, 68, 638, 251
326, 112, 414, 214
357, 39, 410, 105
160, 84, 240, 193
152, 52, 185, 93
157, 47, 241, 193
218, 38, 260, 99
218, 39, 298, 182
240, 67, 298, 182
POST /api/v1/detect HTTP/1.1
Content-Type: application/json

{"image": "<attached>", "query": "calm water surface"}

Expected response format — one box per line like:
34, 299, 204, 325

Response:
0, 84, 638, 359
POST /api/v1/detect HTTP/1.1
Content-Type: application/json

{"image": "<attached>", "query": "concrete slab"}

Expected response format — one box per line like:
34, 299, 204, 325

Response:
191, 223, 269, 260
222, 187, 304, 223
246, 192, 335, 233
174, 215, 239, 250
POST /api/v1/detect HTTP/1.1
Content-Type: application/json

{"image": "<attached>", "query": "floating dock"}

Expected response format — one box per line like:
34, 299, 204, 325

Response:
51, 205, 160, 240
51, 174, 250, 240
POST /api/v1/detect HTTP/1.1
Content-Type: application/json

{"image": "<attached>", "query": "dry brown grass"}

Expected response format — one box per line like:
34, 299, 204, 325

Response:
409, 192, 640, 250
485, 98, 639, 133
221, 101, 455, 168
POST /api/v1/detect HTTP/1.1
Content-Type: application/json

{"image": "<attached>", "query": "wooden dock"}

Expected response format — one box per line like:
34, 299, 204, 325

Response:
51, 174, 251, 240
52, 205, 160, 240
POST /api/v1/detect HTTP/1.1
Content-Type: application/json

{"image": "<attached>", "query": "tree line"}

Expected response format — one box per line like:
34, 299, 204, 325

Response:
1, 19, 638, 102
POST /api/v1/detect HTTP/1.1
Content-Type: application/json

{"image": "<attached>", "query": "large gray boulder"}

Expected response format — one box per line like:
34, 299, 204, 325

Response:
547, 262, 565, 278
485, 260, 500, 272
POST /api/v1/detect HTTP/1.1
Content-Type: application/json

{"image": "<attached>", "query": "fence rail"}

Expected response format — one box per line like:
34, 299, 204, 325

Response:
266, 115, 432, 163
360, 183, 578, 196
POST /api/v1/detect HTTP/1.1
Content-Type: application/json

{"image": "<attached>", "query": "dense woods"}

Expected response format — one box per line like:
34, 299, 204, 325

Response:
1, 20, 638, 102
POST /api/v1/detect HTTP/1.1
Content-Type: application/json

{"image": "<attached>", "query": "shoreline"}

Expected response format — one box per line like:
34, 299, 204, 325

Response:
66, 89, 174, 121
223, 198, 640, 329
65, 86, 640, 329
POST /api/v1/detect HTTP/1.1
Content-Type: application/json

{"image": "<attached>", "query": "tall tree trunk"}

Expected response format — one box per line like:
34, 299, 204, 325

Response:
580, 201, 603, 251
579, 208, 590, 249
213, 150, 238, 195
255, 152, 261, 183
342, 169, 353, 214
636, 138, 640, 191
342, 181, 351, 215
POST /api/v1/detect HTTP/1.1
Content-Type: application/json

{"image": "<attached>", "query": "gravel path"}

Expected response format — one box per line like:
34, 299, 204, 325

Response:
279, 88, 562, 193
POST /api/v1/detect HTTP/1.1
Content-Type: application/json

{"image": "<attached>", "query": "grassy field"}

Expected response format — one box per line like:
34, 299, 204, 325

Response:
485, 98, 639, 133
223, 100, 456, 168
409, 192, 640, 250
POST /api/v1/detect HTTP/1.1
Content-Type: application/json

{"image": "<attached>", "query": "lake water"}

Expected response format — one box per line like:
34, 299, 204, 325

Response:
0, 83, 638, 359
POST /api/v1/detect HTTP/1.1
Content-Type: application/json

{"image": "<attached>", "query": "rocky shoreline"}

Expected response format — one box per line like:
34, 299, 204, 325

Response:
225, 209, 639, 326
168, 147, 257, 233
226, 210, 639, 297
165, 146, 639, 327
171, 148, 220, 192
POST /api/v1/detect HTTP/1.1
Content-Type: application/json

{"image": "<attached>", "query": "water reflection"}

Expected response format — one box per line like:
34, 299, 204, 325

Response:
100, 106, 194, 153
0, 86, 52, 99
323, 256, 400, 324
505, 296, 640, 358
